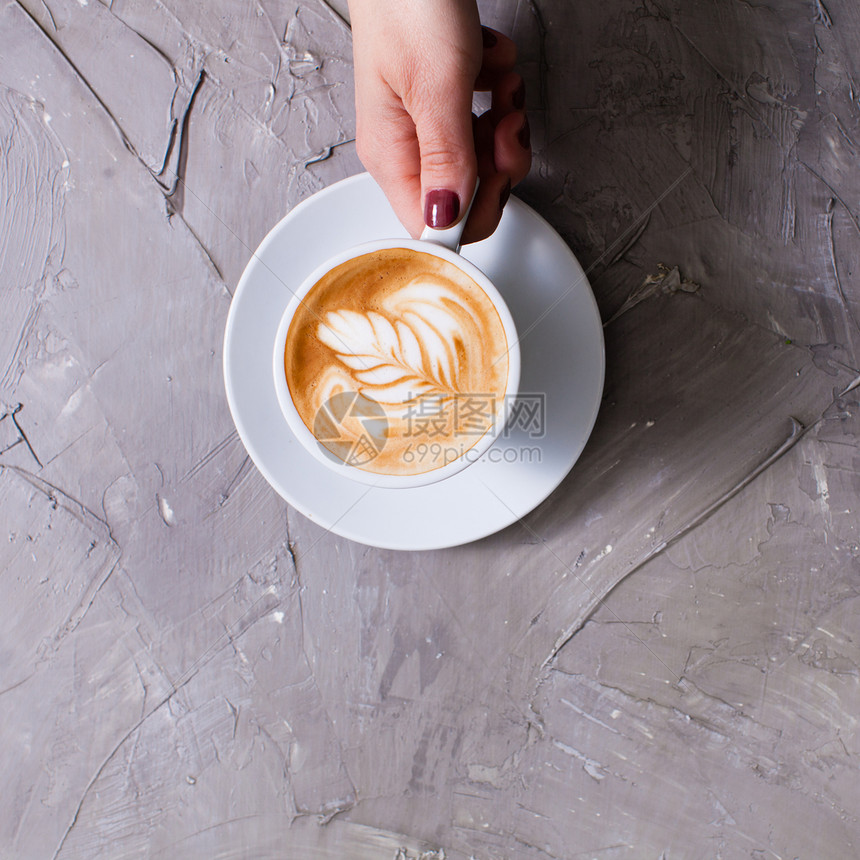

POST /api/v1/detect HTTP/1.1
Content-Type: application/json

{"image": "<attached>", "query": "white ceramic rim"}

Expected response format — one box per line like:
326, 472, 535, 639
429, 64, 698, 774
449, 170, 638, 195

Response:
272, 238, 522, 489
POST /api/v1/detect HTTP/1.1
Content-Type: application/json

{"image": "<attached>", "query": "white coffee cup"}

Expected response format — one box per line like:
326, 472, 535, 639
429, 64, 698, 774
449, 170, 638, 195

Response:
273, 195, 521, 489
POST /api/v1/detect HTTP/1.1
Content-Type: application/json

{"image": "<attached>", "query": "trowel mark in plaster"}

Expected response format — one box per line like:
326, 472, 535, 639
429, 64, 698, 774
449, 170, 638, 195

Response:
0, 403, 42, 466
0, 465, 121, 655
393, 849, 446, 860
808, 446, 834, 530
594, 544, 613, 562
540, 419, 811, 675
552, 739, 608, 782
0, 85, 68, 395
838, 373, 860, 399
605, 263, 700, 327
163, 68, 206, 213
156, 493, 177, 527
10, 2, 225, 286
812, 460, 830, 505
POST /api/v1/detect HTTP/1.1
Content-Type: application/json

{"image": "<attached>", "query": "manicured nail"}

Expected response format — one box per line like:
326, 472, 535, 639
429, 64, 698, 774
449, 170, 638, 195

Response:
482, 27, 498, 48
424, 189, 460, 229
499, 177, 512, 211
512, 79, 526, 110
518, 115, 531, 150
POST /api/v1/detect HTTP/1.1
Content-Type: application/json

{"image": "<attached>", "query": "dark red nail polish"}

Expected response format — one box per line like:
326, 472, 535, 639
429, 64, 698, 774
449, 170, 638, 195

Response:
499, 178, 512, 211
424, 189, 460, 229
518, 115, 531, 150
482, 27, 498, 48
512, 79, 526, 110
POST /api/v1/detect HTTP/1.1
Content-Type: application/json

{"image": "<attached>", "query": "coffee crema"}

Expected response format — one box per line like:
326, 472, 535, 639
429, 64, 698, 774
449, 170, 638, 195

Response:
284, 248, 510, 476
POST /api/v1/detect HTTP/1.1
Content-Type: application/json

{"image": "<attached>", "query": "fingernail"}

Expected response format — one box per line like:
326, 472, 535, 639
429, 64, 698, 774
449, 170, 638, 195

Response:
499, 178, 512, 211
424, 190, 460, 229
482, 27, 498, 48
518, 115, 531, 150
512, 79, 526, 110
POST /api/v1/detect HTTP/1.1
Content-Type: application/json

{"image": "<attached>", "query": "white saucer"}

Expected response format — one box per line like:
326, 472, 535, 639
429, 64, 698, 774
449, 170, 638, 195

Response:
223, 173, 604, 550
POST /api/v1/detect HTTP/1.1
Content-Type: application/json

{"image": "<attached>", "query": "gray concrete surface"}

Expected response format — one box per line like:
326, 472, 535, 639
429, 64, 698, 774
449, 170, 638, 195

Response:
1, 0, 858, 857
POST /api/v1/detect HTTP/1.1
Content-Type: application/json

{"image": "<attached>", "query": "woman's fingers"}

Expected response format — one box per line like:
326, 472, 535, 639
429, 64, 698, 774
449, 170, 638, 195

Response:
493, 109, 532, 188
460, 107, 527, 244
475, 27, 517, 90
460, 172, 513, 245
349, 1, 526, 242
459, 71, 531, 244
354, 87, 424, 237
350, 0, 483, 237
489, 71, 526, 125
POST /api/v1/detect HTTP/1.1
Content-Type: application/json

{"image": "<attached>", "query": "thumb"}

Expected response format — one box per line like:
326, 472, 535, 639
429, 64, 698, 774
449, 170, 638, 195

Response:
414, 92, 477, 230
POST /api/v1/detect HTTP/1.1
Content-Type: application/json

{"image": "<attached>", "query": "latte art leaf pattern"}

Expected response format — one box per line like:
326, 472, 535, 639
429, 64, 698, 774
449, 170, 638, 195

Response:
285, 249, 510, 476
317, 308, 464, 404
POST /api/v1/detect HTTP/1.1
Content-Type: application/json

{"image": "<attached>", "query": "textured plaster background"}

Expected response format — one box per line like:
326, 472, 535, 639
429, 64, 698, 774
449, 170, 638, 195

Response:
1, 0, 859, 857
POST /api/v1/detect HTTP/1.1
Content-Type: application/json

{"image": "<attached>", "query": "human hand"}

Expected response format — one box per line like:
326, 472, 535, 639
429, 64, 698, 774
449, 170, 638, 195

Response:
348, 0, 531, 244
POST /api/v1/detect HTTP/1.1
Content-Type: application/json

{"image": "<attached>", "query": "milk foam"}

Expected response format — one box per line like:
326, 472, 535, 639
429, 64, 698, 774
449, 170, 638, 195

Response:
317, 278, 470, 405
285, 249, 509, 476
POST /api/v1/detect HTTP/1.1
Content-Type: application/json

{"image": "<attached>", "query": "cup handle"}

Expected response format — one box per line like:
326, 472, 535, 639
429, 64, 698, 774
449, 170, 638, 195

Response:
418, 180, 480, 252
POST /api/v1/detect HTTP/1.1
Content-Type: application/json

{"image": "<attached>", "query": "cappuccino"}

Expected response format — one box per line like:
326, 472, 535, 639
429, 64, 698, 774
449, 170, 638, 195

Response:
284, 248, 510, 476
